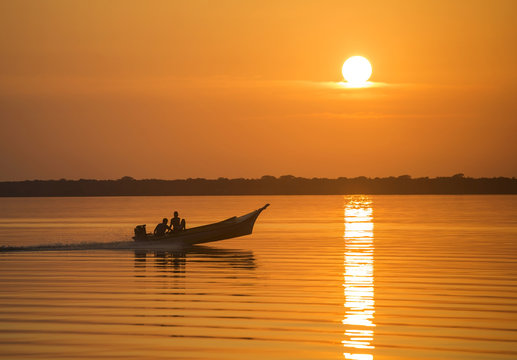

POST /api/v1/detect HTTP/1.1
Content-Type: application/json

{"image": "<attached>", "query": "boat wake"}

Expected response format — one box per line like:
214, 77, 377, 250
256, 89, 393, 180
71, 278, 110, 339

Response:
0, 240, 187, 253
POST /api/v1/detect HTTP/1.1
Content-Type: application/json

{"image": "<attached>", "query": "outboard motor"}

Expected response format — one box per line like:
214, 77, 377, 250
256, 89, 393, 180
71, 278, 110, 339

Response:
134, 224, 147, 240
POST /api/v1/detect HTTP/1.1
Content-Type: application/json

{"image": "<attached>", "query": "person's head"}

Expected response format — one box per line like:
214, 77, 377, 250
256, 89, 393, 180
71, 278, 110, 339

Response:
162, 218, 168, 224
174, 211, 179, 217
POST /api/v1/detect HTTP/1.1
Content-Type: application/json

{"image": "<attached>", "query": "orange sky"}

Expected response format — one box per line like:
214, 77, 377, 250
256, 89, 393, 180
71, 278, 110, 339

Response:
1, 0, 516, 180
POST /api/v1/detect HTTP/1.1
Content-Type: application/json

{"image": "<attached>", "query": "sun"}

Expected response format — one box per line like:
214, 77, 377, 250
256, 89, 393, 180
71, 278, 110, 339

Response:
342, 56, 372, 84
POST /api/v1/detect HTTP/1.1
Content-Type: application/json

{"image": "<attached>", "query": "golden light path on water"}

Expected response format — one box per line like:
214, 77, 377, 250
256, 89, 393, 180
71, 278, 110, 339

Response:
343, 196, 375, 360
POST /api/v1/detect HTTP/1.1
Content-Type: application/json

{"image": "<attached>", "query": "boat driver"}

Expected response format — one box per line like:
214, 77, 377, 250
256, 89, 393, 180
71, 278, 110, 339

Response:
171, 211, 186, 232
153, 218, 170, 236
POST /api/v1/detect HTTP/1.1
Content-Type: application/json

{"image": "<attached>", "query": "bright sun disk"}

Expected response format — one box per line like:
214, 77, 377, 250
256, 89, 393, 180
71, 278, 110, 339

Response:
342, 56, 372, 84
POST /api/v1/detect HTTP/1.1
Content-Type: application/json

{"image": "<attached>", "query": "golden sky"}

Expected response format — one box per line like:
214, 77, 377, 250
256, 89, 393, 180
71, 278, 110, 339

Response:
1, 0, 516, 180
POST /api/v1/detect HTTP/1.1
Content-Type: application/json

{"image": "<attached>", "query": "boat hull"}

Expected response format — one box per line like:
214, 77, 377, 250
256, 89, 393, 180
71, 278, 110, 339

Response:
133, 204, 269, 246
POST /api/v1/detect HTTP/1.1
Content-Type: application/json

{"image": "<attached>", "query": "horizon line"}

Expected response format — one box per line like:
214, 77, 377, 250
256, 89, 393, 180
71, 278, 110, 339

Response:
2, 174, 516, 182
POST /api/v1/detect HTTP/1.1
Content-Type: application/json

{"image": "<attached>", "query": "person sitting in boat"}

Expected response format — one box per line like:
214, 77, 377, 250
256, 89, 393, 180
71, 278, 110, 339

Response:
153, 218, 170, 236
170, 211, 186, 232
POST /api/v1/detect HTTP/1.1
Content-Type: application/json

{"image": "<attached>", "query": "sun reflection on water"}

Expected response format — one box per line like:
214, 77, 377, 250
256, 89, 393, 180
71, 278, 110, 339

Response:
343, 196, 375, 360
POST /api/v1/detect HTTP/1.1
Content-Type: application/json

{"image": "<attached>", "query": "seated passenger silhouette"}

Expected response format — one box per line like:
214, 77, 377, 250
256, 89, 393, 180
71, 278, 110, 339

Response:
171, 211, 186, 232
154, 218, 170, 236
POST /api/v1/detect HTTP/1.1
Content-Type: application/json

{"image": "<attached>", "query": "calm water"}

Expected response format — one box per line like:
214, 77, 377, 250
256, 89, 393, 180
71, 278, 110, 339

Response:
0, 195, 516, 360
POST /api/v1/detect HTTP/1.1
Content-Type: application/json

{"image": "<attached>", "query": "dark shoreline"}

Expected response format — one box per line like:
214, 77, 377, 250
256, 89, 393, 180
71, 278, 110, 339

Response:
1, 174, 516, 197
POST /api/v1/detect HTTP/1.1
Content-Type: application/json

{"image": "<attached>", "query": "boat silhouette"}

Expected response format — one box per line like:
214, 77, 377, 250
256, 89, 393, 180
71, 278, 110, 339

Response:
133, 204, 269, 246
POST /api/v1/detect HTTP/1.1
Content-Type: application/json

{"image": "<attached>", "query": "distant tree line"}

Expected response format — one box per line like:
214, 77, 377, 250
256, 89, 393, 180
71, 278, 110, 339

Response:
0, 174, 516, 196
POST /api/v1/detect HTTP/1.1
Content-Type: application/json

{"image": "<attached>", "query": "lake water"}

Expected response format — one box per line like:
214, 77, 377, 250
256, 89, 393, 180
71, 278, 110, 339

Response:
0, 195, 516, 360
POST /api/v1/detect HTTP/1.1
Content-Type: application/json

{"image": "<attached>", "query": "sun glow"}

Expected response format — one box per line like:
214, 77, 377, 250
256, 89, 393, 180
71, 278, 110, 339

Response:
342, 56, 372, 85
